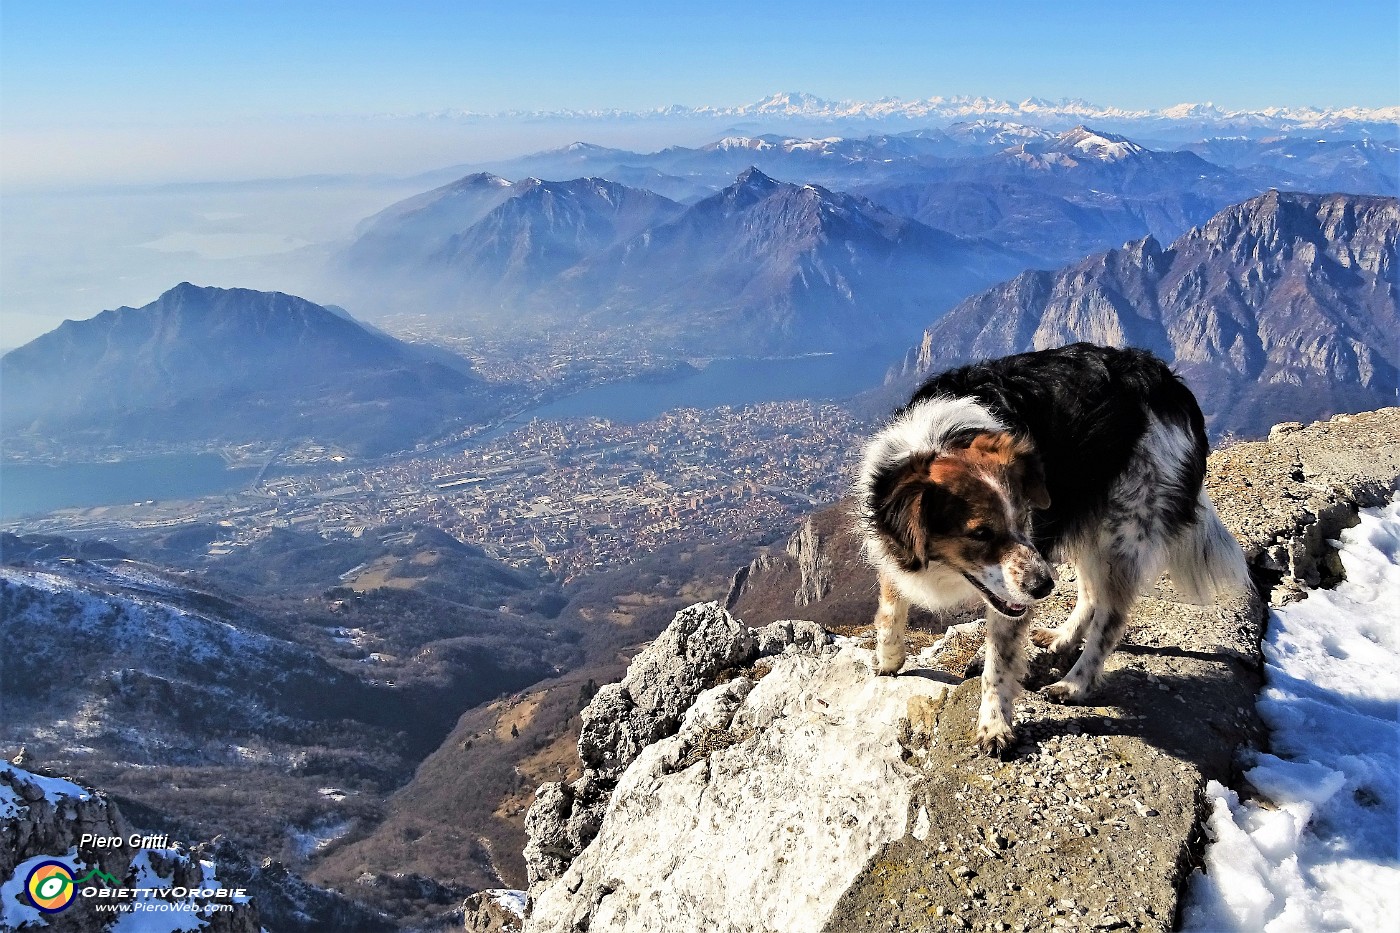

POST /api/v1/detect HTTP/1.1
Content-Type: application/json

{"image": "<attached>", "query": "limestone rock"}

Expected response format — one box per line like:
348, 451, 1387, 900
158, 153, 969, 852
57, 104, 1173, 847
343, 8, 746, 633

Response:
786, 517, 833, 606
522, 602, 832, 889
463, 889, 527, 933
526, 644, 956, 933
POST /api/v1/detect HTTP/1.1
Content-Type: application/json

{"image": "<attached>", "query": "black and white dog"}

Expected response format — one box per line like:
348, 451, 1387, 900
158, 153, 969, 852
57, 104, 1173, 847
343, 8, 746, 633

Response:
856, 343, 1249, 755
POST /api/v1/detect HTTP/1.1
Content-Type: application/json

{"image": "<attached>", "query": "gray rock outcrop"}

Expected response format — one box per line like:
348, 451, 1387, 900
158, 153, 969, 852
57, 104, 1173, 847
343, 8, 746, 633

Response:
786, 517, 833, 606
521, 604, 831, 888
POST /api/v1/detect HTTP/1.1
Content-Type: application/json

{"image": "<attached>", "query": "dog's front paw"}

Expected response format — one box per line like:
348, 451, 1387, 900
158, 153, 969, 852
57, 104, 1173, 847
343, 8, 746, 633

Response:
874, 640, 906, 676
873, 657, 903, 676
1031, 627, 1078, 660
976, 719, 1016, 757
1041, 679, 1088, 704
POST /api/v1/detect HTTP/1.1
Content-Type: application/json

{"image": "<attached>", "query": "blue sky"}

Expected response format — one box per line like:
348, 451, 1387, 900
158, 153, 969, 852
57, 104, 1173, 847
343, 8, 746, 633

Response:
3, 0, 1395, 123
0, 0, 1395, 186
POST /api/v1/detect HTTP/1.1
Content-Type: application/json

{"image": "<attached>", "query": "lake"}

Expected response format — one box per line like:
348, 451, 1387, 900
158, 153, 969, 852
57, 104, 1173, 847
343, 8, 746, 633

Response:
477, 346, 898, 439
0, 454, 257, 521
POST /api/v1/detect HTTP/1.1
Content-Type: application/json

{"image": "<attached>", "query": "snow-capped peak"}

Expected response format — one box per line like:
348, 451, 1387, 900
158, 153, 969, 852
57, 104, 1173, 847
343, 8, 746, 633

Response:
1160, 102, 1229, 120
1054, 125, 1147, 161
709, 136, 780, 152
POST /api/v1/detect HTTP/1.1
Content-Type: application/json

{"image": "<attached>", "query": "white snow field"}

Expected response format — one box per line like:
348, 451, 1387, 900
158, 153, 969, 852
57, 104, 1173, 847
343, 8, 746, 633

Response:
1184, 496, 1400, 932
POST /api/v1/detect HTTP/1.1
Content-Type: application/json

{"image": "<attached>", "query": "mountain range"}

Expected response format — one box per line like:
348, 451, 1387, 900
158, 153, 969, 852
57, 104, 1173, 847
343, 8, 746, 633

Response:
0, 283, 502, 455
339, 168, 1033, 354
338, 122, 1395, 345
400, 90, 1400, 138
881, 191, 1400, 437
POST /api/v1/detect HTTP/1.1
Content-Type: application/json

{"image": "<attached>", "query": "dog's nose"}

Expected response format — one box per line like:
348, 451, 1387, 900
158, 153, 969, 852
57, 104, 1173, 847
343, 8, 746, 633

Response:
1028, 575, 1054, 600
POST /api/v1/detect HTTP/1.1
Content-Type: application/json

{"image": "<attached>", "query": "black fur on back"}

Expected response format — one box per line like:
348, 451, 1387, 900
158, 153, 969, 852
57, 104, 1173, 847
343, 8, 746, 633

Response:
907, 343, 1208, 554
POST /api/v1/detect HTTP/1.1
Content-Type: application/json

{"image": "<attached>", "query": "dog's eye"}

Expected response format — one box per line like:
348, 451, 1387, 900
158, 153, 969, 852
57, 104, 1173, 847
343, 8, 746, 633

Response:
966, 526, 994, 541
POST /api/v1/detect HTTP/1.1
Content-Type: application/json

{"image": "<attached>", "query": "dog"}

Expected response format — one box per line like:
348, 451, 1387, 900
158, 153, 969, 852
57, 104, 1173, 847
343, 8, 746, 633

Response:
855, 343, 1249, 755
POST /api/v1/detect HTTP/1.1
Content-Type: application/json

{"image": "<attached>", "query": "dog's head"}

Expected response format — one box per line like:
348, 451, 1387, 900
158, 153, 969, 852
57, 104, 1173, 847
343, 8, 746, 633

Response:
865, 430, 1053, 618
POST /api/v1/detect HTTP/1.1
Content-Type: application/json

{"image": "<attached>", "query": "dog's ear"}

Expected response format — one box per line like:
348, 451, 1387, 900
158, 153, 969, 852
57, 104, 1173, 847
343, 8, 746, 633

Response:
869, 454, 966, 568
869, 454, 930, 567
1012, 447, 1051, 511
964, 431, 1051, 511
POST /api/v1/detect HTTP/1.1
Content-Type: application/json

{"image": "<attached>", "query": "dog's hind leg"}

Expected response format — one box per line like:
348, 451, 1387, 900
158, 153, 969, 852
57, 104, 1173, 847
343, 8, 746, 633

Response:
873, 570, 910, 675
977, 608, 1033, 755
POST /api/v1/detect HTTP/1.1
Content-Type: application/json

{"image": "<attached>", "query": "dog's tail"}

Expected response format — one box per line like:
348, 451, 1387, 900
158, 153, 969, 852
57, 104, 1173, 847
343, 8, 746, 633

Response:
1167, 489, 1251, 605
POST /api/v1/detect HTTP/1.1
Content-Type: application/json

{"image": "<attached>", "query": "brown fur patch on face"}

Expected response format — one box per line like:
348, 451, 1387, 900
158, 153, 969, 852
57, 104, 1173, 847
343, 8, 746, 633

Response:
922, 456, 1014, 570
955, 431, 1050, 512
870, 432, 1049, 572
869, 453, 944, 569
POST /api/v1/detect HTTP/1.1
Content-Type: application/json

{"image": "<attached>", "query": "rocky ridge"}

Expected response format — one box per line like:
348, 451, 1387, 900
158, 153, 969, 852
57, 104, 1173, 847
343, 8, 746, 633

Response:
507, 408, 1399, 932
883, 192, 1400, 438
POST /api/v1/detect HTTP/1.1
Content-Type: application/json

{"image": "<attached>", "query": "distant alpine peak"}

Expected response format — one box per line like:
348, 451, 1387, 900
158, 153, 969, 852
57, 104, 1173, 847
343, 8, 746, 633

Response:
748, 91, 836, 113
709, 135, 782, 151
450, 171, 513, 188
1054, 125, 1147, 160
1159, 101, 1229, 120
410, 91, 1397, 131
733, 166, 781, 189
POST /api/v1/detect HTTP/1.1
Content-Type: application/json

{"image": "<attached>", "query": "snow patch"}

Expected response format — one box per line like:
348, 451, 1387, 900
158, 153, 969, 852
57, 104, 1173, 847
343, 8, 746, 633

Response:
490, 888, 529, 918
288, 818, 354, 860
1183, 496, 1400, 931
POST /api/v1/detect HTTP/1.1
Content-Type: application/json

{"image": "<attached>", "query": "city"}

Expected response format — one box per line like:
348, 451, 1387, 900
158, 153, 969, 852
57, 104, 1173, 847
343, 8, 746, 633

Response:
6, 399, 868, 582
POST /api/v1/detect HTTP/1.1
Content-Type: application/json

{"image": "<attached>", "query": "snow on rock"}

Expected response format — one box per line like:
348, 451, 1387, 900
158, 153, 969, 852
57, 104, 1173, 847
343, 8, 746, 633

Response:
524, 621, 951, 933
0, 765, 261, 931
1184, 495, 1400, 932
463, 888, 528, 933
490, 889, 527, 918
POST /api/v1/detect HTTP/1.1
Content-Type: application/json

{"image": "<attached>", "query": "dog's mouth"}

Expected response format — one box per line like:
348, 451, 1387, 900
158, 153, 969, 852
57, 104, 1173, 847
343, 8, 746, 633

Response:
961, 573, 1029, 618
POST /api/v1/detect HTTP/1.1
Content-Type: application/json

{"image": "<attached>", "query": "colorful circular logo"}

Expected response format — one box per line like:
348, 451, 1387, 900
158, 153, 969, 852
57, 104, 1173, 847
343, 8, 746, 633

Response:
25, 861, 76, 913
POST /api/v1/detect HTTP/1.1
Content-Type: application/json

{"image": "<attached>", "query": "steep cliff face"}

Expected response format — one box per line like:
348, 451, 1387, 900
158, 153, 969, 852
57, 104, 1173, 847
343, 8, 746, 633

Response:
886, 193, 1400, 437
785, 518, 833, 606
511, 408, 1400, 933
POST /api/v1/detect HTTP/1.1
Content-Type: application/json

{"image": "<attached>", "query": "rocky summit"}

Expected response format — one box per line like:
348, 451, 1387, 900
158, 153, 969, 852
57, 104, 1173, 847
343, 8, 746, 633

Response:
884, 192, 1399, 439
501, 408, 1399, 933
